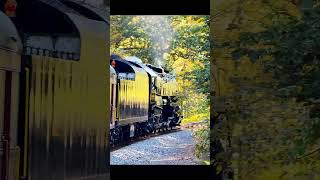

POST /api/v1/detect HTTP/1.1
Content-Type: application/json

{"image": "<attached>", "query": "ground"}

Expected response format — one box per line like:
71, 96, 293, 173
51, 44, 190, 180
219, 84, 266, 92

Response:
110, 129, 202, 165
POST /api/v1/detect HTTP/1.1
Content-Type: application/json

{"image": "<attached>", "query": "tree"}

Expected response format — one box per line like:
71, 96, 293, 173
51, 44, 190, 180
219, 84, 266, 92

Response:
110, 16, 154, 63
212, 0, 320, 179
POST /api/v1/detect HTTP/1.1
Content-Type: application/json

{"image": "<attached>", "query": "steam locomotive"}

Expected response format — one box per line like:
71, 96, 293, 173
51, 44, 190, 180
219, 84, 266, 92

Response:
0, 0, 109, 179
110, 54, 183, 145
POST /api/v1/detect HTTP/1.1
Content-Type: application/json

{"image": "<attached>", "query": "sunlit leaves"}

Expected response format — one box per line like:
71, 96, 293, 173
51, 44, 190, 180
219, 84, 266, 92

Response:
212, 0, 320, 179
111, 16, 154, 62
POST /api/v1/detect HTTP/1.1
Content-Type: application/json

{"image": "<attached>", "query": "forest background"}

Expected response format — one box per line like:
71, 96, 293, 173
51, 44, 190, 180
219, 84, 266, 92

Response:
211, 0, 320, 179
110, 15, 211, 162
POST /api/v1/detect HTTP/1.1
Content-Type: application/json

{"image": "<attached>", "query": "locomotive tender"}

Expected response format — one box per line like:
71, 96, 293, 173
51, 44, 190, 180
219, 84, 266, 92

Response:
0, 0, 109, 179
110, 54, 182, 145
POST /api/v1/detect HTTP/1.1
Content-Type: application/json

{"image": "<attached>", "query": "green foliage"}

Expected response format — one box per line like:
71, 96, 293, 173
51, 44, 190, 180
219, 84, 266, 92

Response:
169, 16, 210, 62
230, 9, 320, 98
193, 122, 210, 161
168, 16, 210, 96
111, 16, 210, 98
212, 0, 320, 179
229, 7, 320, 143
184, 61, 211, 96
181, 112, 209, 125
111, 16, 154, 63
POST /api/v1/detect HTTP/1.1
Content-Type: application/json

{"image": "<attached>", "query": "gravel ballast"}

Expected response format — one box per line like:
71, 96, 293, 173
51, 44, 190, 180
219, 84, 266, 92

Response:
110, 129, 201, 165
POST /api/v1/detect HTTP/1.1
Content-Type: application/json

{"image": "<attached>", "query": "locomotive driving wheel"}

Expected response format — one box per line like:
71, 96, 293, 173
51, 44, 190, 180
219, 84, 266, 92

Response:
111, 125, 122, 146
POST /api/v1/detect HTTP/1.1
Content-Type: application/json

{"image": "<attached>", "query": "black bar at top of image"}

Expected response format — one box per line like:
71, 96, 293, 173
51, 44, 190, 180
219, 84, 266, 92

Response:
110, 0, 210, 15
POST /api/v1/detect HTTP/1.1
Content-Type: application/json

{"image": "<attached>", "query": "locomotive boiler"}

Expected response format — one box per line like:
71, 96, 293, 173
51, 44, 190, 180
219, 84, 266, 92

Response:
110, 54, 182, 145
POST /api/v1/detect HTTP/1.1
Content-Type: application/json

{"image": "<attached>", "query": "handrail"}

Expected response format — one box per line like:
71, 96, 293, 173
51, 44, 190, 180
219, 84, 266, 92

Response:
21, 67, 30, 179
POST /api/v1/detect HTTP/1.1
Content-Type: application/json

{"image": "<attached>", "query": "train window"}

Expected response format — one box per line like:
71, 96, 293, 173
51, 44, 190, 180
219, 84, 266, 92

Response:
24, 35, 80, 61
15, 0, 82, 61
118, 73, 134, 79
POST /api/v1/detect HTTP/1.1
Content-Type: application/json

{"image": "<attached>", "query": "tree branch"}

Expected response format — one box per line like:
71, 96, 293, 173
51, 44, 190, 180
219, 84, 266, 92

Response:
296, 147, 320, 161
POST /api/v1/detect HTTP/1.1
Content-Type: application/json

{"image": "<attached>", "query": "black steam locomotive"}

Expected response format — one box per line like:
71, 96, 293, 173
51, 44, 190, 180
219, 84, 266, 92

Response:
110, 55, 182, 145
0, 0, 109, 179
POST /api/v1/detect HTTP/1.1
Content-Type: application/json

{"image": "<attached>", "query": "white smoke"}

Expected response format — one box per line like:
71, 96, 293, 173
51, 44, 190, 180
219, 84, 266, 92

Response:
138, 16, 175, 67
125, 56, 143, 64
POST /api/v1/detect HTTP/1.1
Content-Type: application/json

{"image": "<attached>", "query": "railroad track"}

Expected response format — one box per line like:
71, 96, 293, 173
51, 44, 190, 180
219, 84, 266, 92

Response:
111, 127, 182, 152
110, 120, 209, 151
